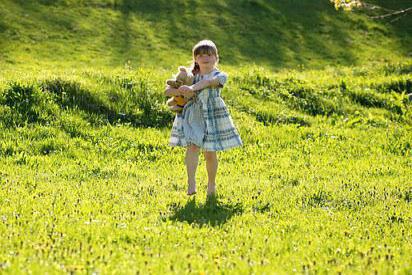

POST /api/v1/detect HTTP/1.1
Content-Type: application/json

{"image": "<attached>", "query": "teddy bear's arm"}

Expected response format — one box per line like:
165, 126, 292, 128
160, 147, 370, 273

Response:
165, 86, 183, 97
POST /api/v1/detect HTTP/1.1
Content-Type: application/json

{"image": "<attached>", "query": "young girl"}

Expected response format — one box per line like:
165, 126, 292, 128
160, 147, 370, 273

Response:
165, 40, 243, 196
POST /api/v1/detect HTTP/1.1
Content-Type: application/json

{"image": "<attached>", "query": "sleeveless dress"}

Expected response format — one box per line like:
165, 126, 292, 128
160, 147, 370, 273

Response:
169, 69, 243, 151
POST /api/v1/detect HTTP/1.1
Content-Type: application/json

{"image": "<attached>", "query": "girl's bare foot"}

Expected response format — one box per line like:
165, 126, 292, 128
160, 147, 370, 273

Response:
187, 181, 196, 196
207, 183, 216, 196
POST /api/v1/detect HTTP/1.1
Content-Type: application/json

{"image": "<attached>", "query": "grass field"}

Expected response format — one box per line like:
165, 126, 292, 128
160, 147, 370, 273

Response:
1, 0, 411, 71
1, 0, 412, 273
1, 61, 411, 273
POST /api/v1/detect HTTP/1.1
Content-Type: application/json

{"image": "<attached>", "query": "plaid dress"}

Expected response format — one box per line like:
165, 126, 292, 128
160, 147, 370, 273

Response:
169, 69, 243, 151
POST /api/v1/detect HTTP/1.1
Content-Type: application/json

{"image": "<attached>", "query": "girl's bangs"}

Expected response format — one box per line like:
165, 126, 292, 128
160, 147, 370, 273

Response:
194, 45, 216, 56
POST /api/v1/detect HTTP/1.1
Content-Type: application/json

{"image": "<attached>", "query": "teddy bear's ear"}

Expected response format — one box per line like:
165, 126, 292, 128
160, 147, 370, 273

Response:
176, 69, 188, 78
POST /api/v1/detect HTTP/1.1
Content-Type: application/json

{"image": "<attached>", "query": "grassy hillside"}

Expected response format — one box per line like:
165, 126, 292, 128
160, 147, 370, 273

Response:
0, 0, 411, 70
0, 0, 412, 273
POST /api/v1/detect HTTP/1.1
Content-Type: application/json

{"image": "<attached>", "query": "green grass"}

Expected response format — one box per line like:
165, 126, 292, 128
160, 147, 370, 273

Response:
0, 0, 411, 71
0, 59, 411, 273
1, 0, 412, 273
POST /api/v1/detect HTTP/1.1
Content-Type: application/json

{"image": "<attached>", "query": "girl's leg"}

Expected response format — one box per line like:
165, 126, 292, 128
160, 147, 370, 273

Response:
204, 151, 218, 195
185, 144, 200, 195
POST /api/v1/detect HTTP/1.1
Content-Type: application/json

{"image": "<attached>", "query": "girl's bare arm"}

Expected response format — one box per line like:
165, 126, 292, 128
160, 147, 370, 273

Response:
191, 78, 221, 91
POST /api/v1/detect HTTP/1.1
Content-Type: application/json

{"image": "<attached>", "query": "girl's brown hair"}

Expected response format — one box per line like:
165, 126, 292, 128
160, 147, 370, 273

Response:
189, 40, 219, 75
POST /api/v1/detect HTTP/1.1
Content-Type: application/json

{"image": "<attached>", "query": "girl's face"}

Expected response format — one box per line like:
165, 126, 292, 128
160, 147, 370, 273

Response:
195, 53, 217, 69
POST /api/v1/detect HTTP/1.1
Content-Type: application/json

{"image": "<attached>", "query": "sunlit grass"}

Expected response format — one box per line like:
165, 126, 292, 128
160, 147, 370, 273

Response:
0, 59, 411, 273
1, 0, 411, 272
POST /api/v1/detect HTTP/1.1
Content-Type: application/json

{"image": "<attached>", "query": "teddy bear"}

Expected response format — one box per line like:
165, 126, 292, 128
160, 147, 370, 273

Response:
165, 66, 195, 113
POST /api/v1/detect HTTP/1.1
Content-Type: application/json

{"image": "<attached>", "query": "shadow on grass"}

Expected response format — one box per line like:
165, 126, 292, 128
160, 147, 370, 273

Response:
104, 0, 360, 69
356, 0, 412, 57
7, 0, 411, 69
167, 195, 243, 227
41, 78, 172, 128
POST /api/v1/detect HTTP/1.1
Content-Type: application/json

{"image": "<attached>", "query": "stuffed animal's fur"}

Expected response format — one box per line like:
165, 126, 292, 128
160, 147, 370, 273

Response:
166, 67, 194, 113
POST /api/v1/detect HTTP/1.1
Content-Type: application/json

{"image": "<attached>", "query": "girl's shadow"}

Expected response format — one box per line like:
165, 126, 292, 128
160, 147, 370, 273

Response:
167, 195, 243, 227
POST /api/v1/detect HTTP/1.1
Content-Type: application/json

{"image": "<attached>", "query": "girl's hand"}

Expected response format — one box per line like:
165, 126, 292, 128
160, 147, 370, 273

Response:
178, 85, 196, 98
178, 85, 193, 93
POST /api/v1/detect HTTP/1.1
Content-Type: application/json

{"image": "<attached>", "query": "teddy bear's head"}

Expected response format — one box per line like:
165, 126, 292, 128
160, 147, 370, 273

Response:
166, 66, 193, 88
